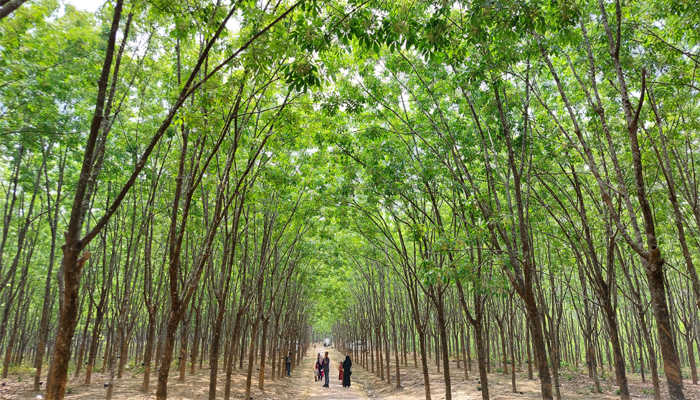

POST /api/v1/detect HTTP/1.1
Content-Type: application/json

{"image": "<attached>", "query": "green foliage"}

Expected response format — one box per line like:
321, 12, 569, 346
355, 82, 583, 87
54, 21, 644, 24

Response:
0, 1, 699, 398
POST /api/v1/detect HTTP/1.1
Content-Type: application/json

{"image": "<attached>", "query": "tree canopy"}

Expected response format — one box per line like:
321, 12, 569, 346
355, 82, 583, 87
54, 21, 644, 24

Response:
0, 0, 699, 399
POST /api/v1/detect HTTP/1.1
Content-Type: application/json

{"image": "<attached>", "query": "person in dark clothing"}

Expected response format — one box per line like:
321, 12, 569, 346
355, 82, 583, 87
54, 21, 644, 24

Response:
322, 352, 330, 387
285, 351, 292, 376
342, 355, 352, 387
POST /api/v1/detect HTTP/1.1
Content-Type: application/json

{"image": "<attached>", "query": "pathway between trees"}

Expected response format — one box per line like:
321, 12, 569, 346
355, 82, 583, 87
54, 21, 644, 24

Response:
293, 347, 370, 400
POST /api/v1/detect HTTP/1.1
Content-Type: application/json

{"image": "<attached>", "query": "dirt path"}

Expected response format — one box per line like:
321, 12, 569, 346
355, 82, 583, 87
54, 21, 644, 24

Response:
3, 348, 697, 399
344, 353, 700, 400
297, 346, 369, 400
3, 347, 358, 400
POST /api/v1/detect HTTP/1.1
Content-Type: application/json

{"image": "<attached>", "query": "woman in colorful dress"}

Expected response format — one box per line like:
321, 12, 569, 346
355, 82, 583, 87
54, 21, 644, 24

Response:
317, 353, 324, 383
338, 359, 344, 383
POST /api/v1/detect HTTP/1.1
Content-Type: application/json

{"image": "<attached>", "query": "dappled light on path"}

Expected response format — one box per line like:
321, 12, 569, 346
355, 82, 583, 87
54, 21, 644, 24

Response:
293, 346, 370, 400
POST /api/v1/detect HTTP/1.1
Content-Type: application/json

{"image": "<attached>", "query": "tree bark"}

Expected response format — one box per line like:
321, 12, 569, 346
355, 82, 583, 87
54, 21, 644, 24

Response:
140, 312, 156, 392
245, 323, 260, 400
436, 295, 452, 400
44, 2, 124, 396
0, 0, 29, 21
258, 320, 270, 390
34, 149, 65, 392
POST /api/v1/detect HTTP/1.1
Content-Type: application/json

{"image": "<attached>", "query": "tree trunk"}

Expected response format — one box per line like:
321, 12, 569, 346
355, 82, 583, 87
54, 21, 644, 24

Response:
0, 0, 29, 21
44, 2, 124, 397
603, 305, 630, 400
384, 322, 391, 385
224, 313, 244, 400
390, 309, 401, 388
526, 320, 533, 380
140, 312, 156, 393
271, 319, 279, 382
686, 336, 697, 385
258, 320, 270, 390
436, 296, 452, 400
461, 326, 469, 380
523, 285, 553, 399
178, 314, 189, 382
474, 320, 490, 400
417, 326, 432, 400
34, 151, 65, 392
74, 300, 93, 378
509, 305, 517, 393
156, 310, 185, 400
118, 329, 131, 378
245, 323, 260, 400
645, 258, 683, 399
191, 305, 201, 375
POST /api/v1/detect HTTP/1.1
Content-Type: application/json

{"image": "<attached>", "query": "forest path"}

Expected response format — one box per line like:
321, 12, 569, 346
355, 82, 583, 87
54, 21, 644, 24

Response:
297, 346, 370, 400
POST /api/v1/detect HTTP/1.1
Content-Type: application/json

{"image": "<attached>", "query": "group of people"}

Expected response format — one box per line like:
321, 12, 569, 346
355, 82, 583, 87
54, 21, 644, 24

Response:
314, 350, 352, 388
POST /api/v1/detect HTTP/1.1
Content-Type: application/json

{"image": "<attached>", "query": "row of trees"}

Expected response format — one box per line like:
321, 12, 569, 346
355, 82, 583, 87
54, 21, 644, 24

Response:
322, 0, 700, 399
1, 1, 699, 400
0, 0, 349, 398
334, 236, 698, 400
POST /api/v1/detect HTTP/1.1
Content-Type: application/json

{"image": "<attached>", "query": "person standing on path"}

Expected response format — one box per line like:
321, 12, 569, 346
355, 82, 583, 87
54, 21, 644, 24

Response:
338, 359, 344, 384
317, 353, 323, 383
322, 352, 330, 388
342, 355, 352, 388
285, 351, 292, 376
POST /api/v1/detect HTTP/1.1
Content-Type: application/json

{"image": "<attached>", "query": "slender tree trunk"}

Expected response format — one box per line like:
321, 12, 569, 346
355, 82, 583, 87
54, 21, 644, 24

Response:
224, 313, 244, 400
245, 323, 260, 400
417, 325, 431, 400
602, 305, 630, 400
523, 284, 553, 399
640, 301, 663, 399
509, 306, 517, 393
34, 151, 65, 392
644, 258, 684, 399
436, 296, 452, 400
369, 328, 374, 374
687, 337, 698, 385
474, 320, 489, 400
497, 319, 508, 375
526, 320, 533, 380
461, 326, 469, 380
118, 328, 131, 378
271, 319, 279, 382
140, 312, 156, 392
258, 320, 270, 390
390, 309, 400, 388
384, 322, 391, 385
156, 310, 185, 400
207, 304, 227, 400
190, 306, 201, 375
74, 300, 93, 378
376, 327, 383, 380
178, 313, 189, 382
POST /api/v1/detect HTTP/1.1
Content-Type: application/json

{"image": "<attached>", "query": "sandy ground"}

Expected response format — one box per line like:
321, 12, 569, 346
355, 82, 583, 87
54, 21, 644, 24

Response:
298, 347, 368, 400
1, 347, 698, 399
0, 355, 319, 400
350, 353, 700, 400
